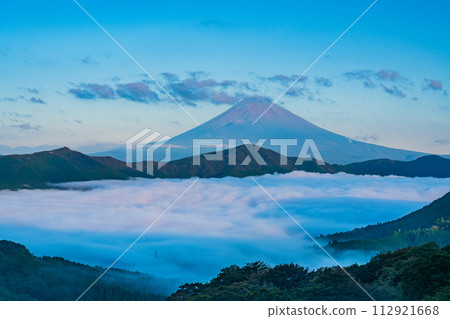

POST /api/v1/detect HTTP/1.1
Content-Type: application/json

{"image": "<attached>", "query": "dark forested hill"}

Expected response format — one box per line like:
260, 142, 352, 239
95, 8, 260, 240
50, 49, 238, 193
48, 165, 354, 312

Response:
327, 192, 450, 241
0, 240, 171, 301
168, 243, 450, 301
133, 146, 450, 179
1, 146, 449, 190
154, 144, 339, 178
344, 155, 450, 178
0, 147, 147, 189
323, 192, 450, 251
2, 239, 448, 301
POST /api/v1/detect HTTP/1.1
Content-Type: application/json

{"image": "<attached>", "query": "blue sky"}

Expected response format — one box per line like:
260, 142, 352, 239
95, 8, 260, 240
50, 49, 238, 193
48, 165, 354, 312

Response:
0, 0, 449, 154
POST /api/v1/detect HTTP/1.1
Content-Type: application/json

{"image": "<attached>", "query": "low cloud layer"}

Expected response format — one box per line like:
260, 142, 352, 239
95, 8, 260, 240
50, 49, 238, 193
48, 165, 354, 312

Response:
0, 172, 448, 281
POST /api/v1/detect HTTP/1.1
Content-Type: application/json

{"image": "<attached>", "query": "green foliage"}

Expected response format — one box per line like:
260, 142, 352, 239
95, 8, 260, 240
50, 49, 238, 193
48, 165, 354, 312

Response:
328, 228, 450, 252
262, 263, 309, 290
323, 192, 450, 253
0, 240, 167, 301
168, 243, 450, 301
326, 192, 450, 242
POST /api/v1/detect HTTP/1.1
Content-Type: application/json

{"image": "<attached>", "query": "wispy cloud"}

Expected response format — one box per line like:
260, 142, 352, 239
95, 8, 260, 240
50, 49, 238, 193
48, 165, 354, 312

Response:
315, 77, 333, 87
160, 72, 179, 82
2, 111, 32, 119
381, 85, 405, 98
434, 138, 450, 145
285, 87, 306, 97
186, 71, 208, 78
23, 57, 54, 66
165, 76, 239, 106
30, 97, 46, 104
265, 74, 306, 86
423, 79, 443, 91
80, 55, 99, 65
10, 122, 41, 131
0, 97, 17, 102
68, 83, 115, 100
116, 82, 160, 103
376, 69, 401, 81
344, 69, 409, 98
1, 95, 46, 104
353, 133, 379, 142
345, 69, 404, 83
26, 88, 39, 94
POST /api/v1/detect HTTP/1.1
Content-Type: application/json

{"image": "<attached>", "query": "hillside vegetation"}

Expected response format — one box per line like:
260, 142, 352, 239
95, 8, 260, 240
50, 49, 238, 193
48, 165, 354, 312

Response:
323, 192, 450, 252
0, 240, 171, 301
168, 243, 450, 301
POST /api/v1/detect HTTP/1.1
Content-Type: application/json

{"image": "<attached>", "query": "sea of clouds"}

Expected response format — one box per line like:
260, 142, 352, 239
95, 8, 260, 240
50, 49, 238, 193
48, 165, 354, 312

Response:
0, 172, 449, 285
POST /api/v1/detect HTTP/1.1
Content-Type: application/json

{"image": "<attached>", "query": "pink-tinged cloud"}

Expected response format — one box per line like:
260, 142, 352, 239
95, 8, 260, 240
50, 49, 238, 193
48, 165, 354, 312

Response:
424, 79, 443, 91
377, 70, 400, 81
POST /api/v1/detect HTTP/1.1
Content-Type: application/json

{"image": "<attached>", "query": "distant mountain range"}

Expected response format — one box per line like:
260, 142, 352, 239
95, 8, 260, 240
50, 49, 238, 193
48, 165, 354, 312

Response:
0, 144, 61, 156
152, 146, 450, 179
1, 146, 450, 190
323, 191, 450, 252
93, 96, 439, 164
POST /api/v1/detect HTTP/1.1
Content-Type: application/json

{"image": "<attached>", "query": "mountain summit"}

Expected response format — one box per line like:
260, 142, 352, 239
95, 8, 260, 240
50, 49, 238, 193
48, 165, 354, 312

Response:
208, 96, 309, 126
93, 96, 427, 164
149, 96, 426, 164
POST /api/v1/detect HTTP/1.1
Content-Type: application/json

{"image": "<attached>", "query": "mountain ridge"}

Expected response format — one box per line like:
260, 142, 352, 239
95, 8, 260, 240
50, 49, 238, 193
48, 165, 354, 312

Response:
323, 191, 450, 252
0, 147, 147, 189
1, 146, 450, 190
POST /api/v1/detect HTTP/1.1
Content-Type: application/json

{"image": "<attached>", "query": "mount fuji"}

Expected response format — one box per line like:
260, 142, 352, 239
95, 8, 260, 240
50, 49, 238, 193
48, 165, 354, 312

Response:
94, 96, 427, 164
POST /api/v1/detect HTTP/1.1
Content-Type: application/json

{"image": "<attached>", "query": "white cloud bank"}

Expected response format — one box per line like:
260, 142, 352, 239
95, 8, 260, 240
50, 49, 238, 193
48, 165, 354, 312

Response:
0, 172, 448, 282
